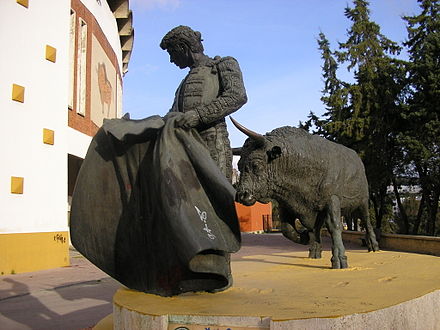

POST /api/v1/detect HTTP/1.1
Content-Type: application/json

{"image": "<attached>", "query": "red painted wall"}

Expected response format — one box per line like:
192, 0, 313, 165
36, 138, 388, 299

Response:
235, 202, 272, 232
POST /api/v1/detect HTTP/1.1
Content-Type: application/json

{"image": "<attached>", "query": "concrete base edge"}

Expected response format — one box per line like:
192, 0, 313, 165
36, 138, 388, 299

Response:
113, 289, 440, 330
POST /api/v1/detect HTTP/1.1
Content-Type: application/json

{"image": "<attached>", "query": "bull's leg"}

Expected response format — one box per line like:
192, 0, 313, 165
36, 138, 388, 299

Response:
359, 203, 379, 252
325, 195, 348, 269
308, 214, 324, 259
308, 231, 322, 259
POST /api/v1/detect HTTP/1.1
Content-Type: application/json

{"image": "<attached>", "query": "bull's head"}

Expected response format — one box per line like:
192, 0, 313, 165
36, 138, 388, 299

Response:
230, 117, 282, 206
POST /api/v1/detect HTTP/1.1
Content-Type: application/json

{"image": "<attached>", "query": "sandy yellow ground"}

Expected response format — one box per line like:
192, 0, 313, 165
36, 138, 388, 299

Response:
114, 250, 440, 320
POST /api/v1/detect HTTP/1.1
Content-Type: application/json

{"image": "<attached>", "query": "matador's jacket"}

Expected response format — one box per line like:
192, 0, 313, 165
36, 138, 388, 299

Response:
170, 55, 247, 182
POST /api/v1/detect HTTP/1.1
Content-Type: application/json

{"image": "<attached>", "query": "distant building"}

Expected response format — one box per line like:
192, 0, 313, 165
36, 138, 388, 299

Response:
0, 0, 133, 274
235, 202, 273, 233
231, 168, 240, 185
231, 159, 274, 232
387, 178, 422, 214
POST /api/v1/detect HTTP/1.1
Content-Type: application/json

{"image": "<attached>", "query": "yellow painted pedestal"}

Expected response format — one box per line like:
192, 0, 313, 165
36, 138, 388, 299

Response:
110, 249, 440, 329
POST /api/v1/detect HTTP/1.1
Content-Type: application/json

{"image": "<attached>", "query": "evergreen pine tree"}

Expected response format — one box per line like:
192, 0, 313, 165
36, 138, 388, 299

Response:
312, 0, 406, 232
402, 0, 440, 235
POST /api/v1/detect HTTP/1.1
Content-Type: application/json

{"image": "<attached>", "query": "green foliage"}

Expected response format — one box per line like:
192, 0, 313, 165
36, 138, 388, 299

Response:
400, 0, 440, 236
309, 0, 406, 231
302, 0, 440, 235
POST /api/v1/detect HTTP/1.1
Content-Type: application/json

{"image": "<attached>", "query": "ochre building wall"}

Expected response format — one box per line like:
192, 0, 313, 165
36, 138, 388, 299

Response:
235, 202, 272, 233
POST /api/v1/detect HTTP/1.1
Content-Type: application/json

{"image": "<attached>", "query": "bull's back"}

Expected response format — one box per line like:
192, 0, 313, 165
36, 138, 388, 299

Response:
272, 128, 368, 209
310, 135, 368, 208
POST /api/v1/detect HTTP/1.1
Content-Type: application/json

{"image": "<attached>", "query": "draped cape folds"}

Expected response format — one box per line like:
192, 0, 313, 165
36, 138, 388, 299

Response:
70, 113, 241, 296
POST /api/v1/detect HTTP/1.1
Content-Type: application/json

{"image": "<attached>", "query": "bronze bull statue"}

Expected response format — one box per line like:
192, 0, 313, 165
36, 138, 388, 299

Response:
231, 118, 379, 269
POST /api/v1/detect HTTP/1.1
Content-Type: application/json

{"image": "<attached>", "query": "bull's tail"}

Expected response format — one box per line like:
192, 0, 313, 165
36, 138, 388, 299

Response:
357, 203, 379, 252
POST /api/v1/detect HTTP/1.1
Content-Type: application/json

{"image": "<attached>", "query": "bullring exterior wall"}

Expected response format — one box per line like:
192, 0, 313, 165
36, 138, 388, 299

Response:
0, 0, 130, 275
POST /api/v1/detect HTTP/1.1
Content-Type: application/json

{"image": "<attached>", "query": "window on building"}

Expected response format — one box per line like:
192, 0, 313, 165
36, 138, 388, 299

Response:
68, 9, 76, 109
77, 18, 87, 116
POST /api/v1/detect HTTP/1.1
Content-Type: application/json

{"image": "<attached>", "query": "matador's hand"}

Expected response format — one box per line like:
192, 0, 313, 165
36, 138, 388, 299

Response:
175, 110, 200, 129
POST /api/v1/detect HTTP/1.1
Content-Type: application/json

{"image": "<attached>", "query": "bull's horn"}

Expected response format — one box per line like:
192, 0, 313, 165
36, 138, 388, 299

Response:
230, 117, 265, 145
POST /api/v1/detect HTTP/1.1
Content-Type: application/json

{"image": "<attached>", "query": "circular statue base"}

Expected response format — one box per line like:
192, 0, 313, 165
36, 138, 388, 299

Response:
112, 248, 440, 329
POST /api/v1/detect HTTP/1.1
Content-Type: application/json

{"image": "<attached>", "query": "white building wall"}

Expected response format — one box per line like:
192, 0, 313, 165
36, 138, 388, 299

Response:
0, 0, 70, 233
0, 0, 125, 233
68, 127, 93, 159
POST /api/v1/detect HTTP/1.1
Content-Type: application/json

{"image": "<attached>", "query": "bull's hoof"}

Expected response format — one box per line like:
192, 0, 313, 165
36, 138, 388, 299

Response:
308, 243, 322, 259
309, 250, 322, 259
367, 239, 380, 252
331, 256, 348, 269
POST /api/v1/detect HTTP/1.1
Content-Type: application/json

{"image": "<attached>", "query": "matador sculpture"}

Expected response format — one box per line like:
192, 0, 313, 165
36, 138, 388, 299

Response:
160, 25, 247, 181
70, 26, 247, 296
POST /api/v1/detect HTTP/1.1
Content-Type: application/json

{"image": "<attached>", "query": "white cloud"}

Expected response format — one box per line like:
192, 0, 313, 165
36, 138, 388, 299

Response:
130, 0, 181, 12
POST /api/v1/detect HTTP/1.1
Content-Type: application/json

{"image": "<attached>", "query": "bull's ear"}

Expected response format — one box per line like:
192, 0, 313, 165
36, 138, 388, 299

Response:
267, 146, 282, 161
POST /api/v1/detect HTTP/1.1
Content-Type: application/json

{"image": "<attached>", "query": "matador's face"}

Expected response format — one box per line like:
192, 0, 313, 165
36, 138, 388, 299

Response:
167, 42, 193, 69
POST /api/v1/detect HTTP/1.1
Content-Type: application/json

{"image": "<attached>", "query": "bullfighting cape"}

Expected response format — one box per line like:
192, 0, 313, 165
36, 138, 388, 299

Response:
70, 113, 241, 296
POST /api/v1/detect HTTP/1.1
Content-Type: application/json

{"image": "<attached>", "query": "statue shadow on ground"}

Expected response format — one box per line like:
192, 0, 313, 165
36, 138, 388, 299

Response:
0, 278, 119, 329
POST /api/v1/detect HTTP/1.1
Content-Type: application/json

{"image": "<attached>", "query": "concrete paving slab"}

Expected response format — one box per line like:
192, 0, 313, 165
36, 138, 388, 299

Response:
0, 248, 120, 329
0, 278, 120, 330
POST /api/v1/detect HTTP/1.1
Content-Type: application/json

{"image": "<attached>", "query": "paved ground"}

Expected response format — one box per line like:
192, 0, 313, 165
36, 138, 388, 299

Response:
0, 248, 120, 330
0, 233, 362, 330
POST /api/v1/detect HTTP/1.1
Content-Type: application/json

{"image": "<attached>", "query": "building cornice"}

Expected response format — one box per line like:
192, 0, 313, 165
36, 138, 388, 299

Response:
107, 0, 133, 75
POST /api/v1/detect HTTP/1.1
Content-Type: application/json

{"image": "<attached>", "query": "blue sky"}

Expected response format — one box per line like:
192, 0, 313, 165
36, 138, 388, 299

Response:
123, 0, 421, 148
